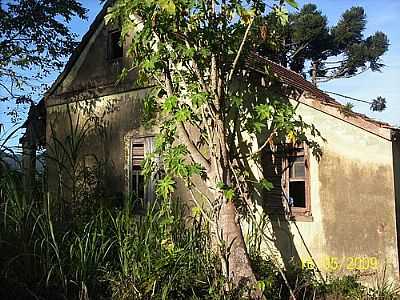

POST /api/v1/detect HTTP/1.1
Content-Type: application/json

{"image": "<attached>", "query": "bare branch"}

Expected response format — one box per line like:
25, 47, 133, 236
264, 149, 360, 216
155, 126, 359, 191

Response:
250, 130, 276, 157
289, 41, 309, 59
228, 17, 254, 83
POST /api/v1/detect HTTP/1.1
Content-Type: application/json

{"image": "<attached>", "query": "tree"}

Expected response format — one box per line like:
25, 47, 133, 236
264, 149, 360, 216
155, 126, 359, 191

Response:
258, 4, 389, 85
106, 0, 322, 297
0, 0, 87, 119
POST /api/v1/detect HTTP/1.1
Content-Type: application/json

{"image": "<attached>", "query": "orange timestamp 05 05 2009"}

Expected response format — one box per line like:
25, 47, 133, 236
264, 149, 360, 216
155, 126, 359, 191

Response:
302, 256, 379, 272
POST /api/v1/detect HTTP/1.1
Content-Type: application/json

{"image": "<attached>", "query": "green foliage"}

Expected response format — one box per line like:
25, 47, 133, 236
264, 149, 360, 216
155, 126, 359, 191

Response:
104, 0, 326, 208
371, 96, 386, 112
251, 254, 400, 300
339, 102, 355, 117
104, 0, 330, 290
0, 0, 87, 113
107, 198, 222, 300
0, 171, 221, 299
156, 175, 176, 199
314, 274, 400, 300
48, 104, 109, 223
0, 176, 271, 299
321, 275, 367, 299
0, 174, 112, 299
258, 178, 274, 191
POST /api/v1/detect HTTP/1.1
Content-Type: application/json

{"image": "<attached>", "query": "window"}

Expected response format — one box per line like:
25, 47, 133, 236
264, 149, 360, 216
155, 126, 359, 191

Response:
285, 145, 310, 217
108, 30, 123, 60
262, 143, 311, 219
131, 143, 145, 201
126, 137, 155, 205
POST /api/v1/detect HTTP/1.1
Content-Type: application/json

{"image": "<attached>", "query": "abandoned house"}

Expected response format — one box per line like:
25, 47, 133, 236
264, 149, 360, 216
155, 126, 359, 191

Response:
20, 3, 400, 284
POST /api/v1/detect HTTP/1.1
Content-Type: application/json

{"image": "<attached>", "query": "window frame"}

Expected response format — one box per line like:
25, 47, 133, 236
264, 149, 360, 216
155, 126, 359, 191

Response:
107, 29, 123, 61
125, 136, 155, 204
283, 144, 311, 219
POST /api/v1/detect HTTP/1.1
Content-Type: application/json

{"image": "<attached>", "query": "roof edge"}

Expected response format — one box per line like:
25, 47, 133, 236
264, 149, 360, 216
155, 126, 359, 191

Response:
298, 94, 393, 141
246, 52, 397, 140
42, 8, 397, 141
44, 0, 112, 99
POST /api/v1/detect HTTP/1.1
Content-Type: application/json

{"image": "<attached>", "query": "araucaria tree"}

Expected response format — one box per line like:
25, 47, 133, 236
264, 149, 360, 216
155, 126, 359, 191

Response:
107, 0, 321, 296
258, 4, 389, 84
0, 0, 87, 117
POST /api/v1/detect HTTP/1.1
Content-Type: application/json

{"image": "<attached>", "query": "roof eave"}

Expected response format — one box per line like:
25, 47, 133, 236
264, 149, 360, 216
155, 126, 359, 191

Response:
44, 0, 113, 99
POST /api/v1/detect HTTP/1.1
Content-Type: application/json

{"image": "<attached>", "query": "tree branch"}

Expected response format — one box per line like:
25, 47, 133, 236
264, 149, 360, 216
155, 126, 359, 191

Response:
162, 64, 211, 172
228, 17, 254, 83
177, 122, 211, 172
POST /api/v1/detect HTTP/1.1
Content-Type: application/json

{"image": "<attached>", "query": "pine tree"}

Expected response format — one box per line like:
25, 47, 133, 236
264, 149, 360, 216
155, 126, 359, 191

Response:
258, 4, 389, 85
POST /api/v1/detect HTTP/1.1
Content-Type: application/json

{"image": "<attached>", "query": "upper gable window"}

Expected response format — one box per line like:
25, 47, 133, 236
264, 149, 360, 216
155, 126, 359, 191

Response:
108, 30, 123, 60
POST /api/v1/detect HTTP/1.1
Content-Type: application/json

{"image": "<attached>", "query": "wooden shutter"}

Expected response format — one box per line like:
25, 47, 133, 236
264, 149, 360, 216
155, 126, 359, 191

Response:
132, 143, 144, 167
261, 147, 286, 212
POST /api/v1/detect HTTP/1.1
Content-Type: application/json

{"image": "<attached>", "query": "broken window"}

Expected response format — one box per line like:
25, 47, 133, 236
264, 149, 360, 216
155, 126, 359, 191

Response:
131, 142, 145, 201
127, 137, 155, 206
108, 30, 123, 60
287, 147, 308, 211
262, 143, 311, 219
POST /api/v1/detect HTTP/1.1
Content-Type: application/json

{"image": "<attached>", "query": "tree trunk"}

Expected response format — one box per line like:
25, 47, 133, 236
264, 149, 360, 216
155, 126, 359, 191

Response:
218, 199, 263, 299
311, 61, 318, 86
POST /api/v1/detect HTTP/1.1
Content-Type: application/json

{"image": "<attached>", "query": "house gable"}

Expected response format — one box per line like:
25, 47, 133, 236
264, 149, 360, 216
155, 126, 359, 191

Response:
45, 1, 139, 107
44, 3, 397, 142
35, 3, 400, 284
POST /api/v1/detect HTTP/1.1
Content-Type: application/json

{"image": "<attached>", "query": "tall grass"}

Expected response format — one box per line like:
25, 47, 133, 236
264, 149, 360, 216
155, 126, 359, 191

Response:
0, 170, 223, 299
107, 199, 218, 299
0, 150, 399, 299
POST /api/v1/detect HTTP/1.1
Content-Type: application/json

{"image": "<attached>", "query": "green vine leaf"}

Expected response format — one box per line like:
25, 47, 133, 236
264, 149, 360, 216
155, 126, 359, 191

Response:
156, 175, 176, 199
258, 179, 274, 191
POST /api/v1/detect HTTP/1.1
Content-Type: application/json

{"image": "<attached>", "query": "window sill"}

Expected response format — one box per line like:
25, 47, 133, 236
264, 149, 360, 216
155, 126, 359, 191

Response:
266, 210, 314, 222
289, 214, 314, 222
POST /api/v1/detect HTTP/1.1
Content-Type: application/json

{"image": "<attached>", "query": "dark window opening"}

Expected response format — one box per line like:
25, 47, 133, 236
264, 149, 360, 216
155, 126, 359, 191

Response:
289, 181, 306, 208
132, 166, 145, 201
108, 30, 123, 60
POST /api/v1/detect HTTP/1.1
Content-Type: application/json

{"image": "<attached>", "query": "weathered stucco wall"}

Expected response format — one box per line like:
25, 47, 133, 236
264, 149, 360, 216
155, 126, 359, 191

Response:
259, 96, 399, 283
46, 89, 153, 207
52, 21, 137, 97
45, 16, 151, 209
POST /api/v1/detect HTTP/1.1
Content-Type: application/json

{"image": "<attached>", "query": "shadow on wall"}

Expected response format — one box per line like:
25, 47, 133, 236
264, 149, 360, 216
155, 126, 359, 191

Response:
47, 100, 122, 224
230, 69, 324, 281
230, 74, 301, 269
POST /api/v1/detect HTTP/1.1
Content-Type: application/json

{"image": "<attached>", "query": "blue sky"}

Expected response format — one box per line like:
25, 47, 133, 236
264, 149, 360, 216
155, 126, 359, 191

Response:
1, 0, 399, 145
